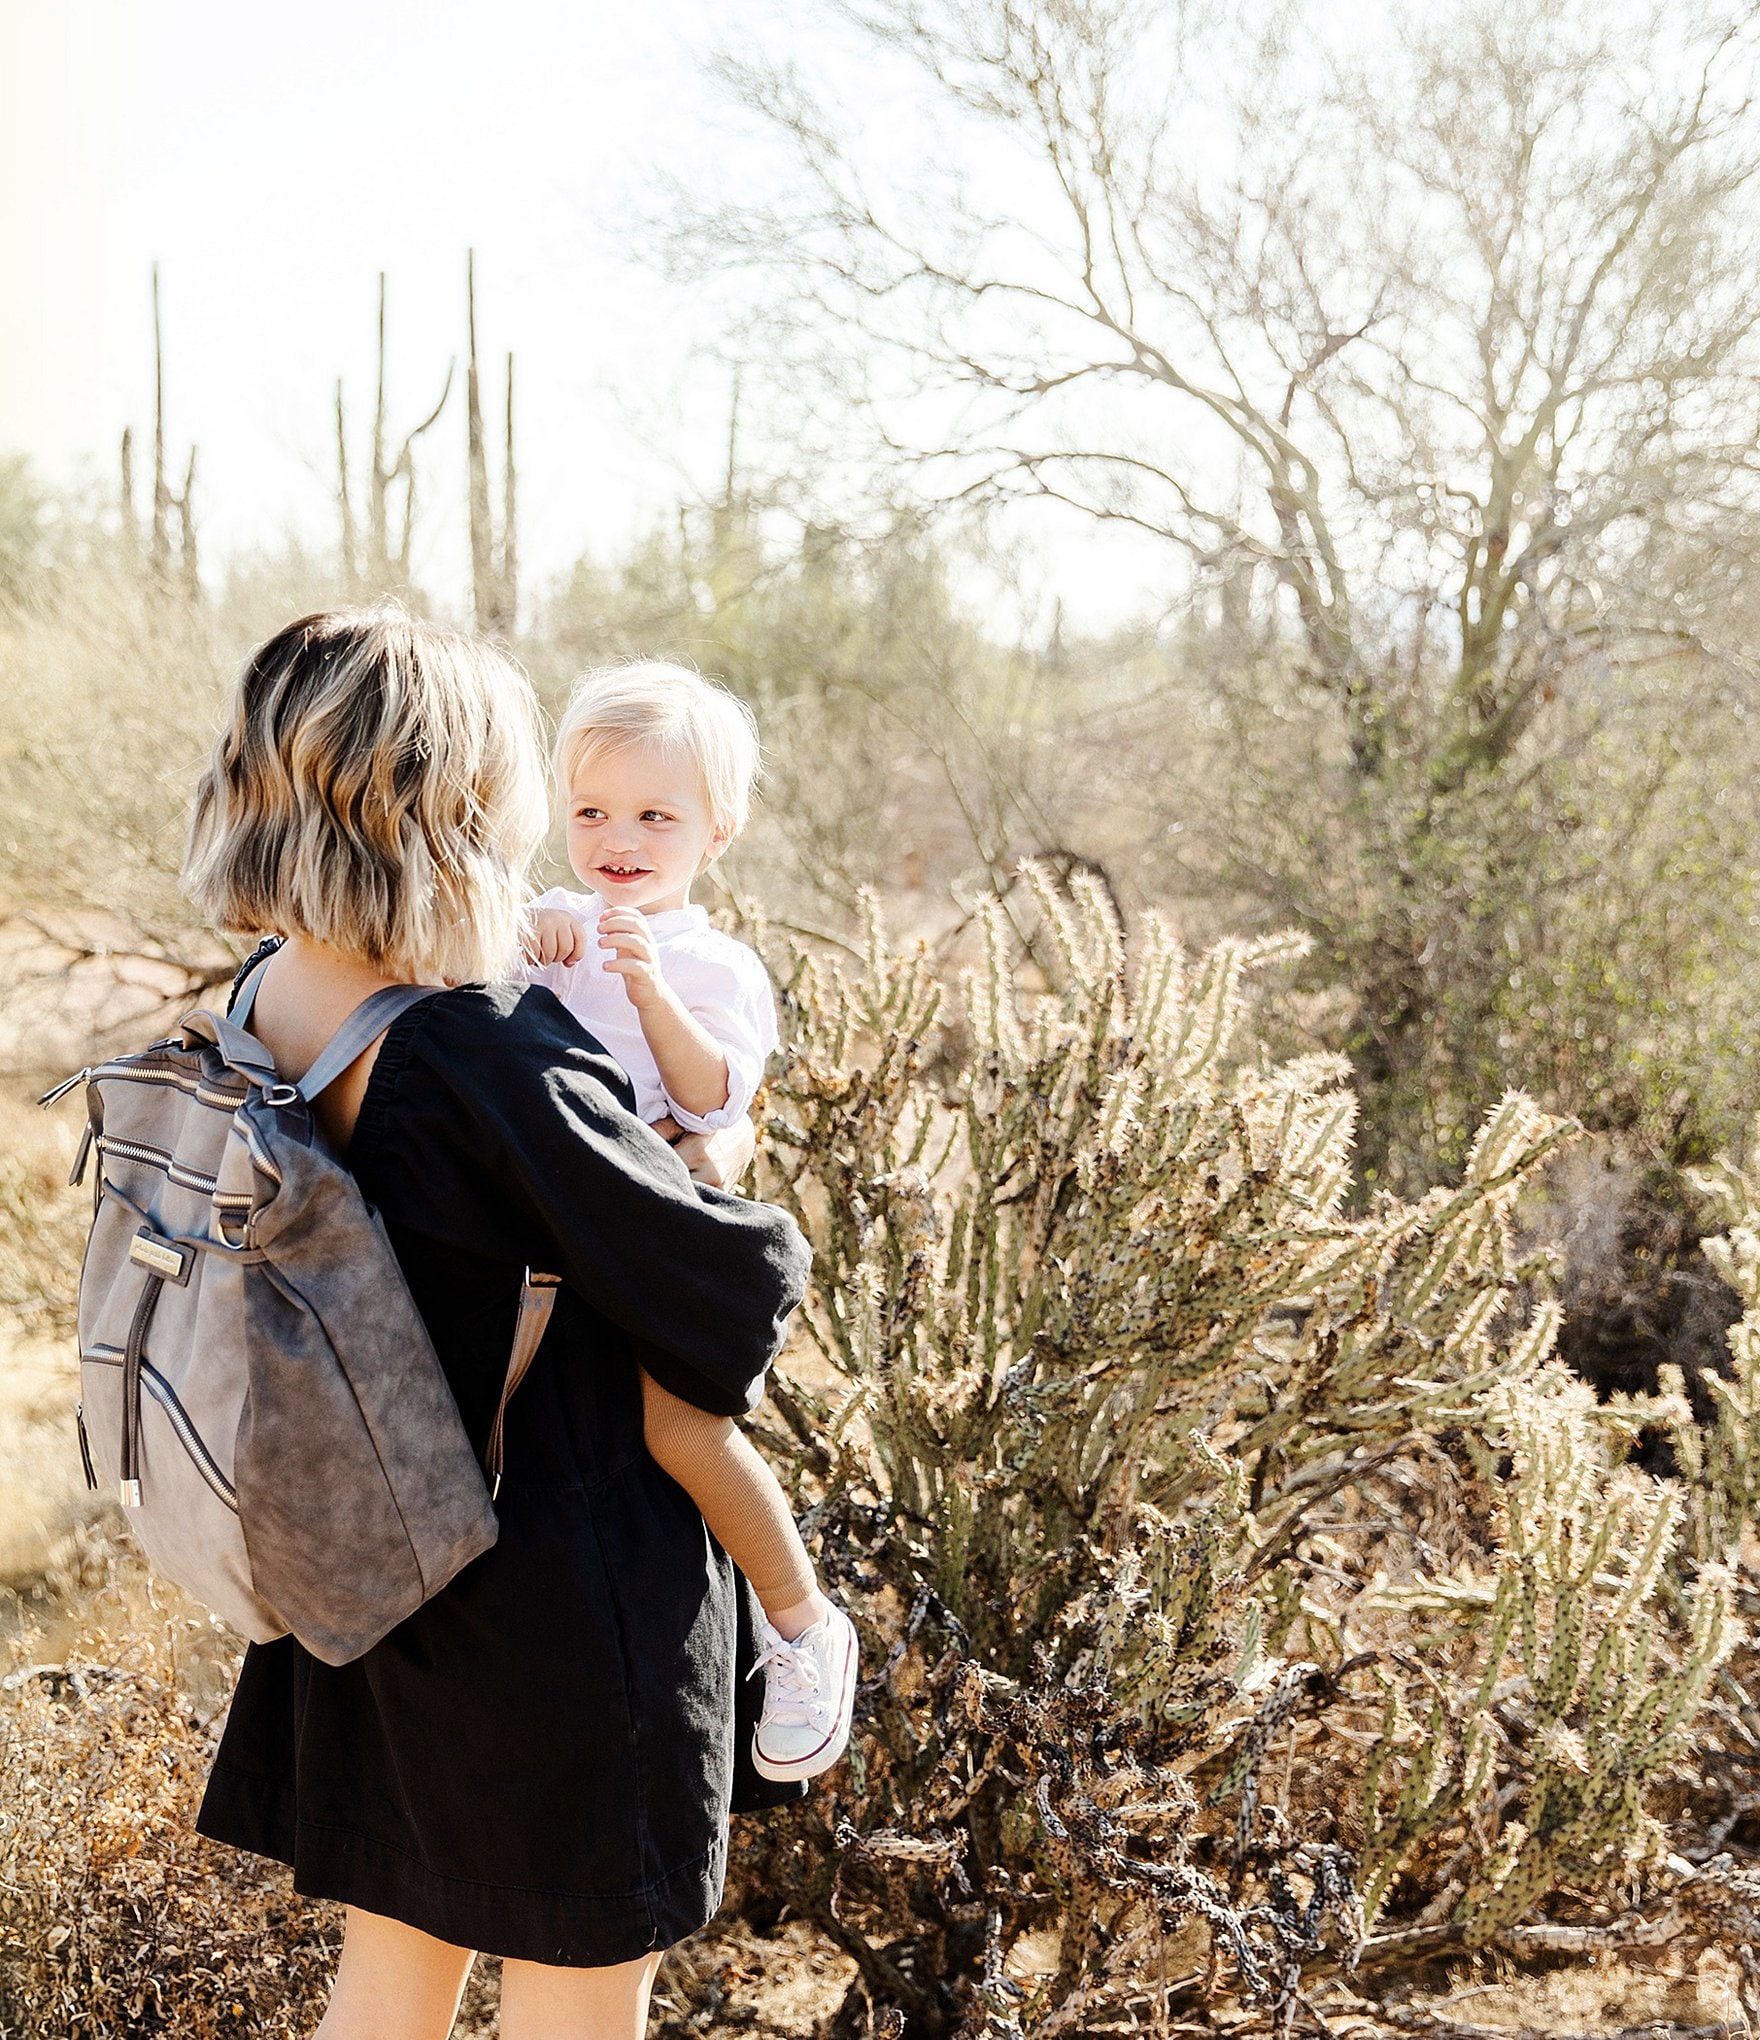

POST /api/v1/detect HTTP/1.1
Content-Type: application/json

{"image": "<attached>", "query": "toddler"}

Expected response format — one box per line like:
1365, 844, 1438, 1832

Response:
523, 661, 857, 1784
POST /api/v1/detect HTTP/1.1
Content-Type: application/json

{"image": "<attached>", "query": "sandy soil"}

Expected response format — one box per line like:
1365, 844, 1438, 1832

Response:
457, 1924, 1750, 2038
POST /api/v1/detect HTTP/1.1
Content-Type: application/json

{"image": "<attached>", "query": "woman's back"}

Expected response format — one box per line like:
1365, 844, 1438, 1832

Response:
198, 972, 811, 1964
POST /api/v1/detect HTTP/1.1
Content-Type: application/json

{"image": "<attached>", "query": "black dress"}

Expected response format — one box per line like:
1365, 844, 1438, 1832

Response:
196, 980, 812, 1965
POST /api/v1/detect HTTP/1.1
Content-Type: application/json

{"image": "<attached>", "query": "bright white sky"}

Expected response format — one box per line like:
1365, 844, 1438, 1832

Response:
0, 2, 830, 606
0, 0, 1161, 632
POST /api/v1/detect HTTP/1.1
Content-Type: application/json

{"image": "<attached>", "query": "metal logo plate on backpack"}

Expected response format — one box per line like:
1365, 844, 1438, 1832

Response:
129, 1230, 193, 1285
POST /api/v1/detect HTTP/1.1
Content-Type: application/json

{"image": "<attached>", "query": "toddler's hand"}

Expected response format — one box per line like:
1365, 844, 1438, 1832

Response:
524, 906, 590, 968
597, 907, 666, 1009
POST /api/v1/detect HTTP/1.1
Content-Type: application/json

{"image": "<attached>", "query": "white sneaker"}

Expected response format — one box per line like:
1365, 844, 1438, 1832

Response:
749, 1604, 859, 1783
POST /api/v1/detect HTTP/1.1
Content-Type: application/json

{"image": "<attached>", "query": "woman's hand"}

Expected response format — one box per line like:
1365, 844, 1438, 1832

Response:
650, 1113, 757, 1191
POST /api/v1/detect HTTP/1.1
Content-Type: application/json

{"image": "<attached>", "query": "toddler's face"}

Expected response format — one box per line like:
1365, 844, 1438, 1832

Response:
565, 739, 729, 914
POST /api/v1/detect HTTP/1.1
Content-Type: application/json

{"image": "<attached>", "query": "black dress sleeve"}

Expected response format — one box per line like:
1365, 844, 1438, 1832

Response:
429, 985, 812, 1417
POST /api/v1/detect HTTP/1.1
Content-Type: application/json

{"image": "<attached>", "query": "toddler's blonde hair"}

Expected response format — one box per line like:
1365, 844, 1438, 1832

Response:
553, 661, 761, 840
185, 608, 550, 985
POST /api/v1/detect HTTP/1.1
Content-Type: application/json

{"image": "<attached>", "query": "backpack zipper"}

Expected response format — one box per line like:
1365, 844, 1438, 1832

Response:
38, 1066, 91, 1107
98, 1133, 176, 1172
95, 1061, 251, 1112
137, 1363, 238, 1511
95, 1136, 254, 1210
83, 1346, 239, 1513
118, 1275, 164, 1507
68, 1120, 94, 1187
58, 1047, 246, 1111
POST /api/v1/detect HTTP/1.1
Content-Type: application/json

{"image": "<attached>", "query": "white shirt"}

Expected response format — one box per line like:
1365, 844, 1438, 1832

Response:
522, 887, 780, 1134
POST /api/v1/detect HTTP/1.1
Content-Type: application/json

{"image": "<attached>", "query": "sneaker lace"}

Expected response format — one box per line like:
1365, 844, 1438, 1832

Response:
748, 1628, 826, 1728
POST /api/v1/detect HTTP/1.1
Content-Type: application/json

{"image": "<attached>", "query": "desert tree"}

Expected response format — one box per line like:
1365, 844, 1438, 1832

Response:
671, 0, 1760, 1175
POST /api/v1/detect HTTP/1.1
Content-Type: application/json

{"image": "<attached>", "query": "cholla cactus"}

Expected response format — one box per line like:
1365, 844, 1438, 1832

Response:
1365, 1368, 1736, 1941
1622, 1122, 1760, 1557
762, 875, 1571, 1656
743, 871, 1638, 2030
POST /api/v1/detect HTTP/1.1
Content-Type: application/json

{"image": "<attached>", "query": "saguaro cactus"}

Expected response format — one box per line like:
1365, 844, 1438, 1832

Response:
465, 250, 517, 636
334, 274, 453, 595
118, 266, 198, 596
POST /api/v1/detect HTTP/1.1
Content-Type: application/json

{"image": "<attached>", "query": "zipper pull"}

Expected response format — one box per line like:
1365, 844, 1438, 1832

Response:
67, 1120, 95, 1187
75, 1404, 98, 1492
39, 1066, 91, 1108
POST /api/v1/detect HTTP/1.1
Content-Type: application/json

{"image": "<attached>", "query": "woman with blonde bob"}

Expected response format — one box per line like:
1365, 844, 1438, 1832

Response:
183, 610, 811, 2039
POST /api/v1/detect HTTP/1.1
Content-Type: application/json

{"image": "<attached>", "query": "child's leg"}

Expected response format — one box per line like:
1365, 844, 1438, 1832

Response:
639, 1369, 822, 1634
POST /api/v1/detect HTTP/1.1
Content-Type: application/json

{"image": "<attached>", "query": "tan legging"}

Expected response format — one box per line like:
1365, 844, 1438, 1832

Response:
639, 1370, 818, 1618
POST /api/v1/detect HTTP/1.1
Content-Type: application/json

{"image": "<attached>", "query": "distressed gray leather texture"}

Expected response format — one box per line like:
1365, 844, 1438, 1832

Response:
236, 1119, 498, 1657
75, 1003, 499, 1666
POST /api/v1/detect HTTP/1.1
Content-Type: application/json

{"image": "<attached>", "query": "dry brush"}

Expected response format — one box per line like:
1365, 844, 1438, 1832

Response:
5, 871, 1760, 2035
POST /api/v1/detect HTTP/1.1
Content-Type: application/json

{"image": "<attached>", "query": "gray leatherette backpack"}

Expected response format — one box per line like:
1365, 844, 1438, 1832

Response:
49, 964, 557, 1665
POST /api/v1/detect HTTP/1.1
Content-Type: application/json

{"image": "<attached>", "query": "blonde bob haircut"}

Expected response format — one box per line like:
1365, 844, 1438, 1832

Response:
184, 609, 550, 985
553, 661, 762, 840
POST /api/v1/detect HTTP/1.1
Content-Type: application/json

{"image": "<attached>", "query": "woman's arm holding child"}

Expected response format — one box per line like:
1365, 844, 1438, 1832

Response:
653, 1113, 756, 1191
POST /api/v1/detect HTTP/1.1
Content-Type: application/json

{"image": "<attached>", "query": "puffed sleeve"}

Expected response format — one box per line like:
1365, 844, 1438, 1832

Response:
662, 937, 781, 1135
438, 985, 809, 1416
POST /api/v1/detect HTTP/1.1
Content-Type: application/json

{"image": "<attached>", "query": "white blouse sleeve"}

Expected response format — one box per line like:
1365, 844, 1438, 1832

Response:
663, 939, 781, 1135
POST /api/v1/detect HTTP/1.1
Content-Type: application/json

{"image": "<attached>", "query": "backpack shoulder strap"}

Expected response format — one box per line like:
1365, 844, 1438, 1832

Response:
226, 941, 281, 1023
297, 984, 442, 1103
207, 958, 436, 1101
